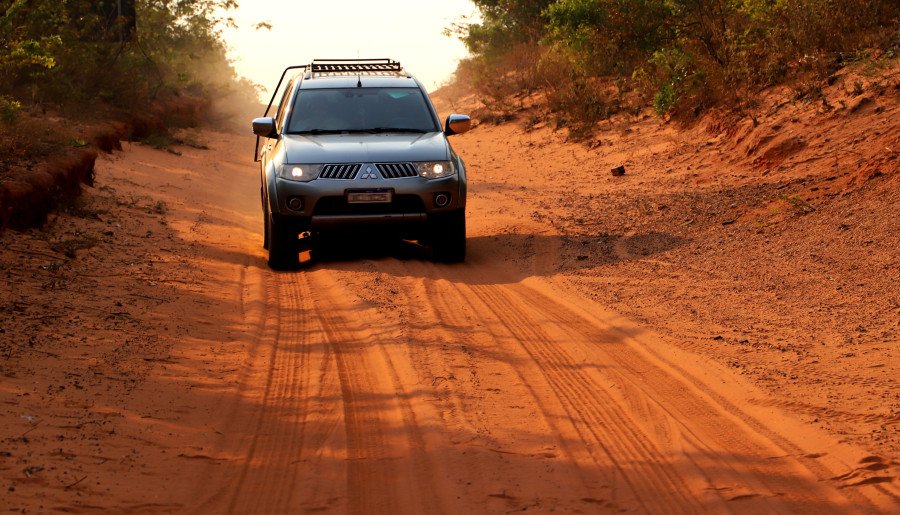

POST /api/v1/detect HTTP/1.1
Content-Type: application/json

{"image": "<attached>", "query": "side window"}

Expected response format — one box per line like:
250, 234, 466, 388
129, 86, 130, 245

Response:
274, 80, 294, 130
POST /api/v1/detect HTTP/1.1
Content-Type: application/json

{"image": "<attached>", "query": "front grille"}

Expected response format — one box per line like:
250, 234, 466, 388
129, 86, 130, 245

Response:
376, 163, 418, 179
320, 164, 361, 180
312, 195, 426, 216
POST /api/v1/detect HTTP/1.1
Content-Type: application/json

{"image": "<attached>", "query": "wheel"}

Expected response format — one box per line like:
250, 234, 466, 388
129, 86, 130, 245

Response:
430, 210, 466, 263
266, 211, 298, 270
263, 210, 270, 250
261, 186, 269, 250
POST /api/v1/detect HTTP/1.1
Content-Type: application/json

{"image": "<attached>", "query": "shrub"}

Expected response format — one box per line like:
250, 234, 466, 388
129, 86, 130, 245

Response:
450, 0, 900, 126
0, 95, 21, 123
653, 82, 677, 116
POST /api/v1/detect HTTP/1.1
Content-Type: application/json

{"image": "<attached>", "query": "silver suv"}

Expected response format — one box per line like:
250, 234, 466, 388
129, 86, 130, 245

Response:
252, 59, 471, 269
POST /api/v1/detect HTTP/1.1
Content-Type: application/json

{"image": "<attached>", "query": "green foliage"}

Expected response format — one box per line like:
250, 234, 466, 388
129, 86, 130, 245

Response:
0, 94, 21, 123
463, 0, 557, 56
648, 48, 706, 115
452, 0, 900, 128
653, 82, 677, 115
545, 0, 670, 76
0, 0, 253, 116
544, 0, 609, 51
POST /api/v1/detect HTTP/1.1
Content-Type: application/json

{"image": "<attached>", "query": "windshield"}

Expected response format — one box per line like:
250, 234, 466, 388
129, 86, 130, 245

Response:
286, 87, 439, 134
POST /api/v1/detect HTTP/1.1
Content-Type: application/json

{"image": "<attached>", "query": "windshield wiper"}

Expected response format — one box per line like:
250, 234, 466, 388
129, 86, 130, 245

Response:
364, 127, 428, 134
289, 129, 347, 135
290, 128, 430, 135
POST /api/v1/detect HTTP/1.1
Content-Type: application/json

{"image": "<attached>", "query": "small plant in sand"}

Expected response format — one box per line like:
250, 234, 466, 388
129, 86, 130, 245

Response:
152, 201, 168, 216
780, 194, 816, 215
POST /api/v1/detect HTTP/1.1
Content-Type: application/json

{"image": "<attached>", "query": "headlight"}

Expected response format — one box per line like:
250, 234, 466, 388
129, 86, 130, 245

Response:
416, 161, 455, 179
279, 164, 322, 182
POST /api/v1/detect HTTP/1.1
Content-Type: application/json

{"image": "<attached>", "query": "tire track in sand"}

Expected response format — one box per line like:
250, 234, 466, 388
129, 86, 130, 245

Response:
225, 271, 313, 513
418, 273, 598, 496
466, 278, 887, 511
306, 271, 443, 514
190, 260, 286, 512
465, 282, 705, 513
509, 281, 897, 508
198, 263, 445, 514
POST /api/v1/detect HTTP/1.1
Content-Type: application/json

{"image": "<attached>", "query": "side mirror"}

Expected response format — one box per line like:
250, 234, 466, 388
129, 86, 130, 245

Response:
444, 114, 472, 136
252, 117, 278, 138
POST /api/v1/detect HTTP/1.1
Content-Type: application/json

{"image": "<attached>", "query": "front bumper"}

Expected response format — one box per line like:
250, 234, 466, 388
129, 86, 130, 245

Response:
273, 173, 463, 227
309, 213, 427, 229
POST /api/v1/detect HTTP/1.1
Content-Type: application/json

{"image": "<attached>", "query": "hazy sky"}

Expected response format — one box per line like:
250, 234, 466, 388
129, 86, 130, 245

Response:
220, 0, 479, 100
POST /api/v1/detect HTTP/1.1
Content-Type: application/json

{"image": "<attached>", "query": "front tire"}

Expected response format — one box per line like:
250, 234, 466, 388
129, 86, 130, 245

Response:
430, 210, 466, 263
266, 212, 297, 270
263, 209, 270, 250
261, 186, 270, 250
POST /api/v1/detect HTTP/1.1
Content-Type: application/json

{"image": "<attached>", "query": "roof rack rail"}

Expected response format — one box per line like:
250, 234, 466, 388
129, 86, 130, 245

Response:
264, 64, 309, 117
309, 58, 404, 77
255, 64, 308, 162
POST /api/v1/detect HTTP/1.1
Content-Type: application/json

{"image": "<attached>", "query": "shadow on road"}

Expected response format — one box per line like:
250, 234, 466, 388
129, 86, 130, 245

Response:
246, 230, 690, 286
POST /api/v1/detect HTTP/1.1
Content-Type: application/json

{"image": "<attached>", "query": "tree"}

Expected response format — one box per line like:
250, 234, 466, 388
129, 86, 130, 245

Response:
0, 0, 243, 107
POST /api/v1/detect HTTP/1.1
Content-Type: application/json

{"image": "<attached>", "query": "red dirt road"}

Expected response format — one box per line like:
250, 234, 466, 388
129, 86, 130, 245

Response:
1, 106, 897, 512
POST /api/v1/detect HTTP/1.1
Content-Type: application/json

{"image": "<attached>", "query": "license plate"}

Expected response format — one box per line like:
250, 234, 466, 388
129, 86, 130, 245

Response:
347, 190, 392, 203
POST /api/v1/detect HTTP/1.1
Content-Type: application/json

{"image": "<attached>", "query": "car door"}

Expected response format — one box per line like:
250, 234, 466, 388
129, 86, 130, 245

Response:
259, 79, 295, 216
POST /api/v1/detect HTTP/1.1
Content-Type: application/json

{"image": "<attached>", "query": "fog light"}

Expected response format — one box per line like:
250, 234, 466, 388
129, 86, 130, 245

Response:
434, 193, 451, 208
287, 196, 304, 211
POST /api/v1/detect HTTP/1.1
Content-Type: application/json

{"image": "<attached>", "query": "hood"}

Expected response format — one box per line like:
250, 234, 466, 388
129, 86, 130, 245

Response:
283, 132, 449, 164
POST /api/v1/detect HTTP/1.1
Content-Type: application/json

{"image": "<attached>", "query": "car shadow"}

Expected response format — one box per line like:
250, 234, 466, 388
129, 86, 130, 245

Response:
281, 230, 688, 286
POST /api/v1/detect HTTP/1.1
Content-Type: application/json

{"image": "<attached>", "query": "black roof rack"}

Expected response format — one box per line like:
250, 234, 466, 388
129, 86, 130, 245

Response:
309, 58, 404, 77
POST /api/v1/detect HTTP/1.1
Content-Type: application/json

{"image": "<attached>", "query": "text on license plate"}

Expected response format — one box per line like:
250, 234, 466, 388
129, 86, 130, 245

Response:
347, 191, 392, 203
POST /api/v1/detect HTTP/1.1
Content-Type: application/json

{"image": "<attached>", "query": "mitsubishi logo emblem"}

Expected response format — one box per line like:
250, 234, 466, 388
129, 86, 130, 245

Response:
360, 166, 377, 179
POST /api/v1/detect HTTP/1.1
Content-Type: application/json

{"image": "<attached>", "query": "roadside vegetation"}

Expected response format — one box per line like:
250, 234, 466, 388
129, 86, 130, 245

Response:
0, 0, 253, 119
0, 0, 257, 228
451, 0, 900, 136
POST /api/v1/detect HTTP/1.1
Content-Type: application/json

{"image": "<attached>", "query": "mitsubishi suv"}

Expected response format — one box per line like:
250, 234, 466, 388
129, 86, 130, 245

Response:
251, 58, 472, 269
